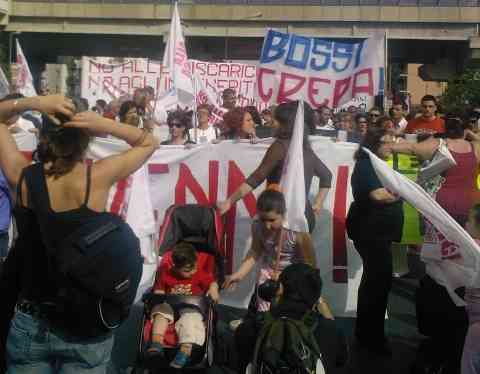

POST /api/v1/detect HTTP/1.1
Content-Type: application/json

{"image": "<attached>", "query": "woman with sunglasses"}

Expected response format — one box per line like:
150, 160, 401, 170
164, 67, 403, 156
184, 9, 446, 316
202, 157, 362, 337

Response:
368, 107, 383, 126
161, 110, 196, 146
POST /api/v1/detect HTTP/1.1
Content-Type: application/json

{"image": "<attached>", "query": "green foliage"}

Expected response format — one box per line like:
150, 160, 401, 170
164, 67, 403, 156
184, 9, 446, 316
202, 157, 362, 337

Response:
440, 69, 480, 114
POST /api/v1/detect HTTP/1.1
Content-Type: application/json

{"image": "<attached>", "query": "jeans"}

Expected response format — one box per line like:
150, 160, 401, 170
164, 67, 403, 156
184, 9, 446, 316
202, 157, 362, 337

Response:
0, 231, 9, 258
6, 310, 114, 374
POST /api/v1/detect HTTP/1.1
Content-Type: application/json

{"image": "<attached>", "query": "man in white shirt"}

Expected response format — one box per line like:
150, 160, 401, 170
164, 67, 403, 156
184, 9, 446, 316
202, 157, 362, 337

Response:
389, 102, 409, 135
189, 104, 218, 144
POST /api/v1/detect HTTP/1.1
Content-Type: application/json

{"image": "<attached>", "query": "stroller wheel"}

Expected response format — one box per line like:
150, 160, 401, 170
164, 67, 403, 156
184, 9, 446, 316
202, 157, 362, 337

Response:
207, 338, 214, 366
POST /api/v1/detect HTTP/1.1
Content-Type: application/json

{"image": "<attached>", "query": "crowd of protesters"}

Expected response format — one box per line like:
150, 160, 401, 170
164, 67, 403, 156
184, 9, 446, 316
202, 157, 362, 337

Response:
0, 85, 480, 374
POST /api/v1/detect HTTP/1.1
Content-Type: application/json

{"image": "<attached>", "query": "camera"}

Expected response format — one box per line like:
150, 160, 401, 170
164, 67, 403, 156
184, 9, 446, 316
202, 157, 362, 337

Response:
257, 279, 280, 302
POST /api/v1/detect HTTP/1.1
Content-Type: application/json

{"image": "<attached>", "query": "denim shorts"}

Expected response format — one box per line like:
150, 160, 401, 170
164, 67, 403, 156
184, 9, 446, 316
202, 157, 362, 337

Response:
6, 310, 114, 374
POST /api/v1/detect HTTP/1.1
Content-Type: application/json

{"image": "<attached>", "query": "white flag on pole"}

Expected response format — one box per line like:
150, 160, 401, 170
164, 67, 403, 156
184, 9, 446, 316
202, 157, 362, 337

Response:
280, 101, 308, 233
15, 40, 37, 97
162, 2, 194, 108
365, 148, 480, 306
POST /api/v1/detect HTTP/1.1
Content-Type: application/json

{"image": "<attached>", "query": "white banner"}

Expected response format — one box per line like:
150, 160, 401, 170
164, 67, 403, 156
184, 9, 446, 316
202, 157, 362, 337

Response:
80, 57, 259, 110
17, 136, 361, 316
105, 138, 360, 316
256, 30, 385, 109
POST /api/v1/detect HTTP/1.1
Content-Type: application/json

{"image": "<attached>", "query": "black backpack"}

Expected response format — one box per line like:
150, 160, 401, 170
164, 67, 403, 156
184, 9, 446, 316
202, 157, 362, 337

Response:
24, 163, 143, 338
252, 311, 326, 374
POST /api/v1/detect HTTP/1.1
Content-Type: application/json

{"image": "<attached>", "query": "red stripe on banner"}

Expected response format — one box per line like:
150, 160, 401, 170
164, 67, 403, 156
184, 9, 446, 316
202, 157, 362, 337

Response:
225, 161, 257, 274
332, 166, 349, 283
209, 161, 219, 204
110, 179, 128, 216
149, 164, 169, 174
175, 163, 209, 205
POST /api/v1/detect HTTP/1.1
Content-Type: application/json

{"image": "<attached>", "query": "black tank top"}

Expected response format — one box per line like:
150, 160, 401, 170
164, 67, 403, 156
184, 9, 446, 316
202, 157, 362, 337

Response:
15, 163, 100, 303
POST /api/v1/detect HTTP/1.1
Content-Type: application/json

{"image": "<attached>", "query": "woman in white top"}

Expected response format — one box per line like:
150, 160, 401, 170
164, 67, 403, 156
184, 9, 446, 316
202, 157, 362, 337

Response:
188, 104, 218, 144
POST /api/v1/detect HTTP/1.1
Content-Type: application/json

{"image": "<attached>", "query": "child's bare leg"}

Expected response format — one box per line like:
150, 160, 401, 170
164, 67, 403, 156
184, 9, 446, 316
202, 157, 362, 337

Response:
151, 315, 169, 345
148, 303, 174, 356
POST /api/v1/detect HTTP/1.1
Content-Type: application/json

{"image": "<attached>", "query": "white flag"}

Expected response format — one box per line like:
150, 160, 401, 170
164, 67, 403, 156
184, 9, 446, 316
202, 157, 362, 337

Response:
15, 40, 37, 97
163, 2, 194, 108
365, 148, 480, 306
280, 101, 308, 232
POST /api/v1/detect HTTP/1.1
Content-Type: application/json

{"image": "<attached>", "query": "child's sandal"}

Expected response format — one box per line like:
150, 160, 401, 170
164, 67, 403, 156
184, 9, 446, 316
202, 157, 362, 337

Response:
170, 350, 190, 368
146, 342, 165, 358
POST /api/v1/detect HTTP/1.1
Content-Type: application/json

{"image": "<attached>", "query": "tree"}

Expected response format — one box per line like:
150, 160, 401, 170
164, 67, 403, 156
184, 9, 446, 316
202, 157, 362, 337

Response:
440, 69, 480, 114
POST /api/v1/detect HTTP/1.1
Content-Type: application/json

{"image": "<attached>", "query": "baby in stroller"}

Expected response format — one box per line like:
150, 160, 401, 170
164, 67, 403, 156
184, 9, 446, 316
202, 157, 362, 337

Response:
147, 241, 220, 368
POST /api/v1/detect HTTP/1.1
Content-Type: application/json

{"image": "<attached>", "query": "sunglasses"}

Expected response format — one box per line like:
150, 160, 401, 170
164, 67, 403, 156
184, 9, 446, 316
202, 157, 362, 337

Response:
369, 113, 380, 117
168, 122, 184, 128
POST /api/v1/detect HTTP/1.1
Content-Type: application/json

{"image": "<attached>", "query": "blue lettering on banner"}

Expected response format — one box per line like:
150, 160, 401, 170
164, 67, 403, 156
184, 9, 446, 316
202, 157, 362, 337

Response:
285, 34, 311, 70
310, 40, 332, 71
260, 30, 289, 64
354, 40, 365, 68
332, 43, 354, 72
260, 30, 376, 76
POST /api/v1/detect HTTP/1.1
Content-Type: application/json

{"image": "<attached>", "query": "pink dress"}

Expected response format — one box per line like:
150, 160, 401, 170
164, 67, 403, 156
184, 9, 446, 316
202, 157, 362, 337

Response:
252, 220, 303, 312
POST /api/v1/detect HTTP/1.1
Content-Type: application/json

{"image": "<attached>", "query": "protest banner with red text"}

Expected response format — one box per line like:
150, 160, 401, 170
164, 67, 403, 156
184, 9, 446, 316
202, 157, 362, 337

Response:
16, 134, 362, 316
80, 57, 260, 110
256, 30, 385, 109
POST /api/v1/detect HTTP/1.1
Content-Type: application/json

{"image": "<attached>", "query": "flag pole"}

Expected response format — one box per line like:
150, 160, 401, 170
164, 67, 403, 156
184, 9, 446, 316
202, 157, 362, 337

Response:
192, 73, 198, 143
384, 29, 388, 111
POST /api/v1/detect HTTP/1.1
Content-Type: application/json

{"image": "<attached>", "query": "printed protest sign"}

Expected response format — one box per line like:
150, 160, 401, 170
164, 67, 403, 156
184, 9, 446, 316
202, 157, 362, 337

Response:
256, 29, 384, 109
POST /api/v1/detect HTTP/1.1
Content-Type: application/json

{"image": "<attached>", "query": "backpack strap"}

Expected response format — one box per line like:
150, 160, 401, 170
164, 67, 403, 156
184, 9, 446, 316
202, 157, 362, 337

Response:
23, 163, 57, 252
23, 163, 52, 216
83, 164, 92, 206
15, 168, 28, 207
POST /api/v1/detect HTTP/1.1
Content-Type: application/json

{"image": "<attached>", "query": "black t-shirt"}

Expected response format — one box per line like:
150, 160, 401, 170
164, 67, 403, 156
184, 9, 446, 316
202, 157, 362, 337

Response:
346, 152, 404, 242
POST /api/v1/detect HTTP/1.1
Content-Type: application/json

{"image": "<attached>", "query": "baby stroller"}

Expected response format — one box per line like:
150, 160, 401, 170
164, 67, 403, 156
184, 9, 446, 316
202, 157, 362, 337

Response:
134, 204, 224, 373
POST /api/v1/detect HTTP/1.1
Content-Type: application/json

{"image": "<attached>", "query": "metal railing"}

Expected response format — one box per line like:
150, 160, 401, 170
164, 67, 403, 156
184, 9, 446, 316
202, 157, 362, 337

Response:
13, 0, 480, 5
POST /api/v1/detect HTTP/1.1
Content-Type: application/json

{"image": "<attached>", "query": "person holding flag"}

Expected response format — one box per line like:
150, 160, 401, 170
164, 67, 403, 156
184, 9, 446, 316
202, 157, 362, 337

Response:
217, 101, 332, 233
346, 127, 404, 357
